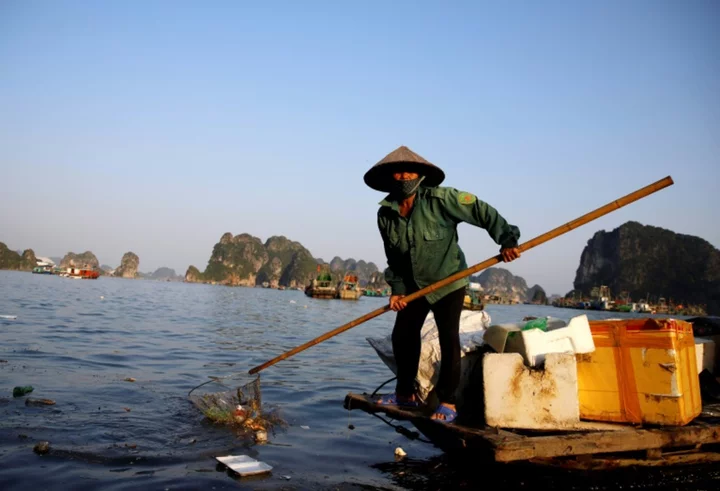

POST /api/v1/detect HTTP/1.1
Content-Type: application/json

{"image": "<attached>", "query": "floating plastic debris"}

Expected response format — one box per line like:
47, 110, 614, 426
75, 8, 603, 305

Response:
33, 441, 50, 455
13, 386, 33, 397
25, 398, 55, 406
0, 315, 17, 320
215, 455, 272, 477
300, 425, 310, 430
255, 429, 268, 443
234, 404, 247, 424
394, 447, 407, 458
188, 375, 286, 436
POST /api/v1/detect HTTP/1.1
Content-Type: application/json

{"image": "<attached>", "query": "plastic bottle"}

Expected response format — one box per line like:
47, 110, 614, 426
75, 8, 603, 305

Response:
233, 405, 247, 424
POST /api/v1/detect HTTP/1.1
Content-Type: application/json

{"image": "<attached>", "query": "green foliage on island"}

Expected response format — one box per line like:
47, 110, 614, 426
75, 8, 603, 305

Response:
0, 242, 37, 271
185, 233, 386, 289
574, 221, 720, 315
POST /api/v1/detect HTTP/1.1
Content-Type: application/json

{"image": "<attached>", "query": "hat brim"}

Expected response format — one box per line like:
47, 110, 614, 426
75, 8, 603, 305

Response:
363, 162, 445, 192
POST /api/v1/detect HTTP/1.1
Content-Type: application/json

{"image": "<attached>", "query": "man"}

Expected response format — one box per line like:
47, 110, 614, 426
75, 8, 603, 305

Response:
364, 145, 521, 423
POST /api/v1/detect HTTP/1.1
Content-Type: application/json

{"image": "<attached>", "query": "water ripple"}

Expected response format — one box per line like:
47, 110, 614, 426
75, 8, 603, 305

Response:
1, 270, 715, 490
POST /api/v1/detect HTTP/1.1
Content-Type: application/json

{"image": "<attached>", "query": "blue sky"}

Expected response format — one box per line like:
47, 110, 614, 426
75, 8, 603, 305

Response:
1, 1, 718, 294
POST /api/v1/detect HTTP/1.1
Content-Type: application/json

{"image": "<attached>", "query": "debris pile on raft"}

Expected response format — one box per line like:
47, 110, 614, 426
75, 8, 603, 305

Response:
188, 375, 286, 435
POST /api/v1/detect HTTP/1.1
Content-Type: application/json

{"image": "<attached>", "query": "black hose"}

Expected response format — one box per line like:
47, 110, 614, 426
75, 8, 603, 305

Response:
370, 376, 397, 398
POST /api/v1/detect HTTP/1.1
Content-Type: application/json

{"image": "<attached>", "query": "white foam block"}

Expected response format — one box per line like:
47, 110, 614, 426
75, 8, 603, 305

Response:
695, 337, 716, 375
507, 314, 595, 366
215, 455, 273, 476
483, 352, 580, 430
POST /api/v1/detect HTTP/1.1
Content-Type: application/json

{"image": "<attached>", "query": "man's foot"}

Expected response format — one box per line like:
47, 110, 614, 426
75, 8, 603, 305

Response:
375, 392, 420, 408
430, 403, 457, 423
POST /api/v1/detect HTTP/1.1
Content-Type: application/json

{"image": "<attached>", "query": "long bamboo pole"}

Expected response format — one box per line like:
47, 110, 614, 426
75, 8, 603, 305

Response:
248, 175, 674, 375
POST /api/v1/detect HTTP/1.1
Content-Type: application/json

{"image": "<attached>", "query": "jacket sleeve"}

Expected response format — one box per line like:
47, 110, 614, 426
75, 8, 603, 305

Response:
378, 212, 407, 296
439, 188, 521, 249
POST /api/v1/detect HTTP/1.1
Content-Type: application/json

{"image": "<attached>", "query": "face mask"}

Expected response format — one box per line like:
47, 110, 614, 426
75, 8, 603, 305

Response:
392, 175, 425, 199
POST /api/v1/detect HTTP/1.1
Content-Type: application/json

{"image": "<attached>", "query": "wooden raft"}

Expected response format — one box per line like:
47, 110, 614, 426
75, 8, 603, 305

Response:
343, 393, 720, 469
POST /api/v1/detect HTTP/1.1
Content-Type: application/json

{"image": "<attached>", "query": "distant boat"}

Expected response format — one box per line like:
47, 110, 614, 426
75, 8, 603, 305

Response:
32, 266, 53, 275
305, 266, 336, 299
59, 267, 100, 280
463, 286, 485, 311
337, 273, 362, 300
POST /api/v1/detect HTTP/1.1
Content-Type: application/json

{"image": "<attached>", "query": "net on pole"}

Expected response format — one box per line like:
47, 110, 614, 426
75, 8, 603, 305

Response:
188, 374, 286, 434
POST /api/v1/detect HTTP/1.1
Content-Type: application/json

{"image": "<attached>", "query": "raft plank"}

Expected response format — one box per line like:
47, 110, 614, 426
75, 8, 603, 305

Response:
343, 393, 521, 447
530, 451, 720, 469
345, 393, 720, 464
494, 425, 720, 462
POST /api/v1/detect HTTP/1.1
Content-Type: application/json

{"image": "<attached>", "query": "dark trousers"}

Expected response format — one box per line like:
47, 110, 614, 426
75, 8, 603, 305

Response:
392, 286, 465, 404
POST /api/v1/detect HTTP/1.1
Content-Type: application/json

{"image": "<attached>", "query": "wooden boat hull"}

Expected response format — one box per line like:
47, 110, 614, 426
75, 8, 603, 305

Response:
343, 393, 720, 469
338, 289, 362, 300
305, 288, 336, 299
462, 301, 485, 311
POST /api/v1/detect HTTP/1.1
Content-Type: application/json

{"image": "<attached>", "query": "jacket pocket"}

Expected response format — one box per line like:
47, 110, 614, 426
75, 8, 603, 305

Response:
423, 227, 446, 242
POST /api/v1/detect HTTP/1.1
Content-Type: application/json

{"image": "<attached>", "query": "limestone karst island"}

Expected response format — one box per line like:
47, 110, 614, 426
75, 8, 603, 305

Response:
2, 220, 717, 315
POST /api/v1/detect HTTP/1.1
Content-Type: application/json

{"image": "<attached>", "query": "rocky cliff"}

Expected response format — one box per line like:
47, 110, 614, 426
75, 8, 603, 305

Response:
527, 284, 548, 305
322, 256, 383, 286
186, 233, 390, 289
114, 252, 140, 278
149, 267, 182, 281
365, 271, 390, 292
186, 233, 318, 287
574, 221, 720, 314
0, 242, 37, 271
470, 267, 538, 303
258, 236, 318, 288
60, 251, 99, 269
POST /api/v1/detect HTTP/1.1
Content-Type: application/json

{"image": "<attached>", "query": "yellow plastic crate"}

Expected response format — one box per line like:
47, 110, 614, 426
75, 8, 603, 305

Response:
577, 318, 701, 426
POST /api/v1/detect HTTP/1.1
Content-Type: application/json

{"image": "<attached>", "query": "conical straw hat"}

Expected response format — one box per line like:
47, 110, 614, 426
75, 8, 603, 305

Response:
363, 145, 445, 192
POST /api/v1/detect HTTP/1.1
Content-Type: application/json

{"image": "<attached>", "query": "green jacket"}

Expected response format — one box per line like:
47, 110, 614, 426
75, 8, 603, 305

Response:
377, 185, 520, 304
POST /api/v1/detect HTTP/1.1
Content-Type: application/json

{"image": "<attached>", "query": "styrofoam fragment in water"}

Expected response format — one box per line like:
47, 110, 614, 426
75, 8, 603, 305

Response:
215, 455, 272, 476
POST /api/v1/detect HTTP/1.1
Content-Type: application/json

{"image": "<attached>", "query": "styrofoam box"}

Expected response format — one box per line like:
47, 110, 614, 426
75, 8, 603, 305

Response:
504, 314, 595, 367
483, 352, 580, 430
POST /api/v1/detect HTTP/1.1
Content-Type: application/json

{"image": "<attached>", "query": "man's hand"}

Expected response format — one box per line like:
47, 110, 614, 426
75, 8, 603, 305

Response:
389, 295, 407, 311
500, 247, 521, 263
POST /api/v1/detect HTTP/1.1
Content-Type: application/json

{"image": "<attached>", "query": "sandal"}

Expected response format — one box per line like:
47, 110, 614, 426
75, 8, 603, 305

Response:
374, 392, 421, 408
430, 404, 457, 423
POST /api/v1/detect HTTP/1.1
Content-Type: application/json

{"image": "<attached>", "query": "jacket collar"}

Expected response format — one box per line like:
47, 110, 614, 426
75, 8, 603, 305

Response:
379, 186, 431, 213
